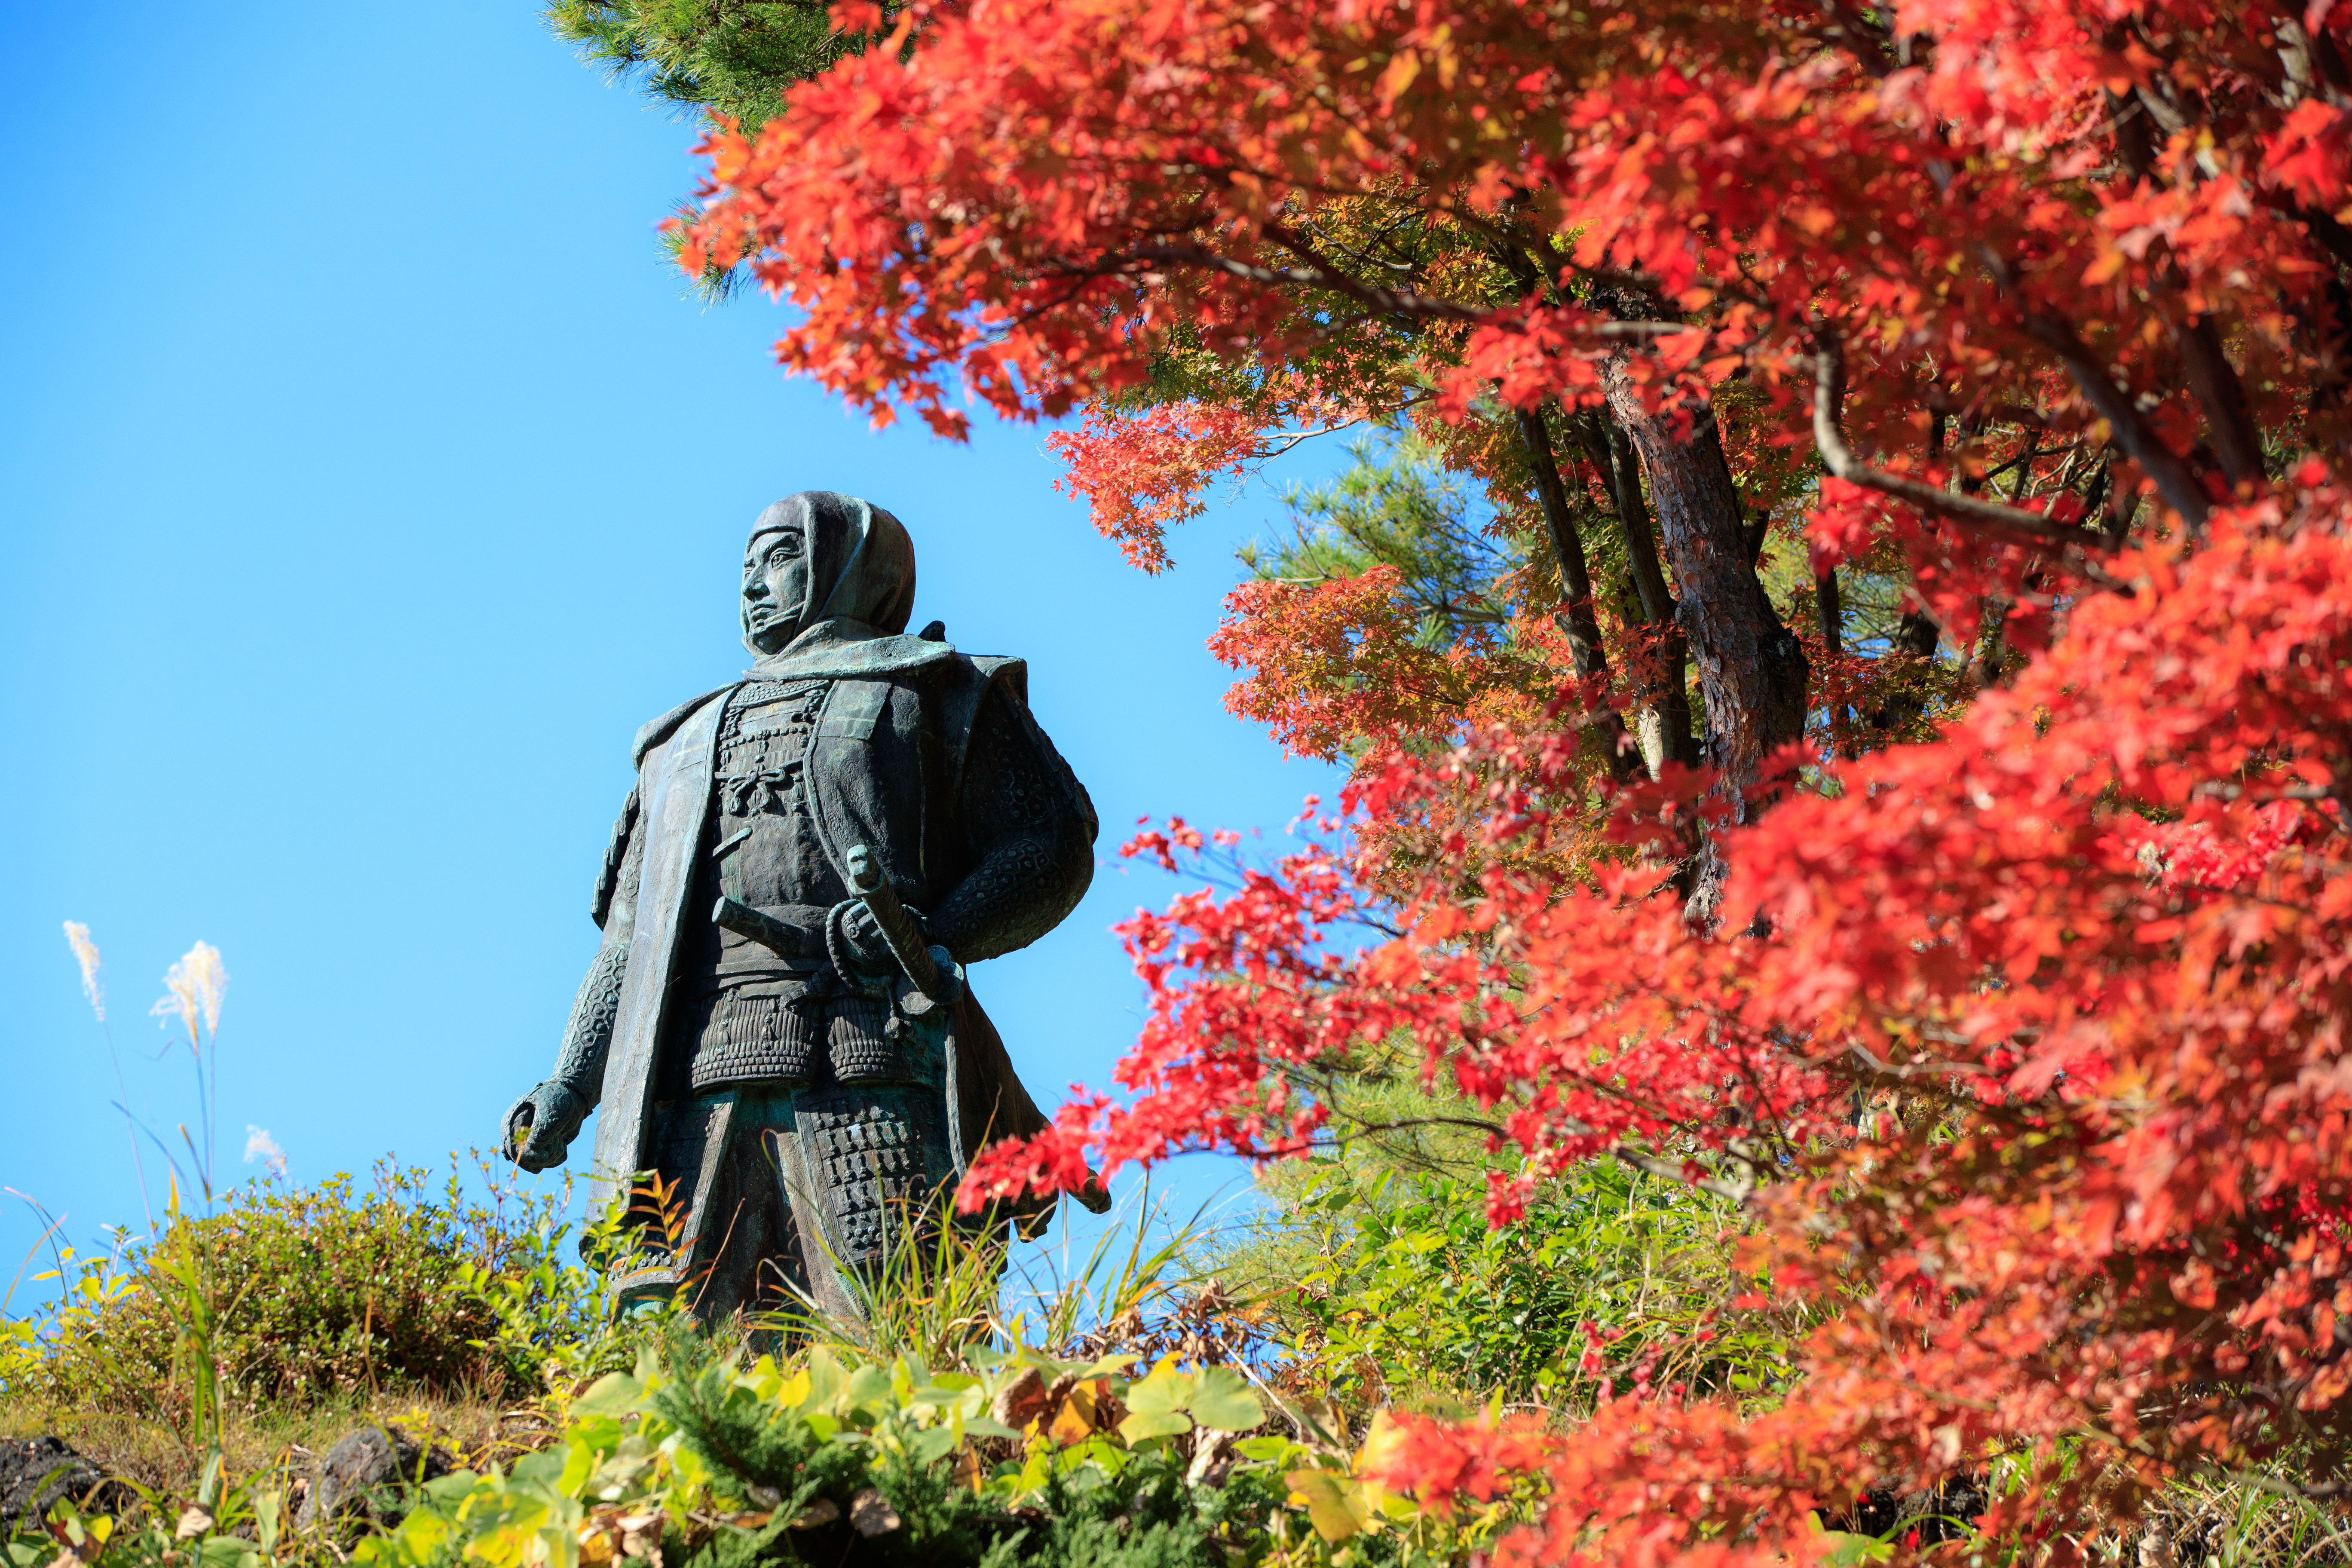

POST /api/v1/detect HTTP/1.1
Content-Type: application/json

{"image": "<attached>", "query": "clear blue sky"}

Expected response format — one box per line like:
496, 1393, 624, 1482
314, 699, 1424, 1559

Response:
0, 1, 1345, 1292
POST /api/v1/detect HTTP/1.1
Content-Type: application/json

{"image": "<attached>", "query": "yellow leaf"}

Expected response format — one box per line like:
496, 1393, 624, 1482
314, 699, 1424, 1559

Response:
1047, 1381, 1099, 1446
1380, 50, 1421, 100
1791, 203, 1838, 236
1286, 1470, 1372, 1542
1354, 1409, 1407, 1478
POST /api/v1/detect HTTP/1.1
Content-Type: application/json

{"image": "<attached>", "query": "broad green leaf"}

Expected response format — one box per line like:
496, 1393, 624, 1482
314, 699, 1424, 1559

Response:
1123, 1360, 1196, 1415
845, 1363, 894, 1411
572, 1372, 644, 1418
804, 1346, 847, 1408
511, 1449, 569, 1487
556, 1439, 602, 1497
1186, 1366, 1264, 1431
909, 1424, 961, 1464
1235, 1434, 1306, 1464
195, 1538, 257, 1568
566, 1415, 624, 1454
1116, 1408, 1193, 1443
907, 1383, 978, 1412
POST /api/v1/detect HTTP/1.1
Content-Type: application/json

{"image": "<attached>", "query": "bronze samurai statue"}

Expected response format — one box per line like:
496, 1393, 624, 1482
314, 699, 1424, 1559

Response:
502, 492, 1106, 1326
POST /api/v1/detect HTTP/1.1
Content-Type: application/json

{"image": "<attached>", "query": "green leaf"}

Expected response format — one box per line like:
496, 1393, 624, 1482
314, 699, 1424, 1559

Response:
572, 1372, 644, 1418
510, 1449, 568, 1487
845, 1363, 894, 1411
1116, 1409, 1193, 1443
1234, 1435, 1304, 1464
196, 1538, 257, 1568
1810, 1516, 1896, 1566
908, 1424, 960, 1464
1186, 1366, 1265, 1432
391, 1508, 455, 1563
804, 1346, 848, 1408
1123, 1360, 1196, 1413
557, 1438, 597, 1496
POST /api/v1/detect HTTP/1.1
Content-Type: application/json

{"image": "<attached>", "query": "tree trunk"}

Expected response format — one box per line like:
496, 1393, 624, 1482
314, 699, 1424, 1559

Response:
1815, 567, 1852, 756
1569, 410, 1697, 778
1866, 609, 1939, 738
1515, 406, 1638, 783
1602, 357, 1810, 920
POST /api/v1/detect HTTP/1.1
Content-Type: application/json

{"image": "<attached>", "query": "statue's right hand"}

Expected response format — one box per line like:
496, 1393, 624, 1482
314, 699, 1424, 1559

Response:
504, 1080, 588, 1173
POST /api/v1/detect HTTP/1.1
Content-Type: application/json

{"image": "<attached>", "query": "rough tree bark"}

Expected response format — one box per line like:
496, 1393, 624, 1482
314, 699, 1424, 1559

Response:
1516, 405, 1639, 783
1568, 409, 1698, 778
1601, 355, 1810, 921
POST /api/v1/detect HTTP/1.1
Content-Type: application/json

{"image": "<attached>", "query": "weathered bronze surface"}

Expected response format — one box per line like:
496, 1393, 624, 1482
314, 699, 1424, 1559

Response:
502, 492, 1103, 1326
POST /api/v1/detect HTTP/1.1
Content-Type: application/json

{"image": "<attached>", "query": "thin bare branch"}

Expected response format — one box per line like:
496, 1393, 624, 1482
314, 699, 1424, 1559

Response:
1810, 325, 2122, 563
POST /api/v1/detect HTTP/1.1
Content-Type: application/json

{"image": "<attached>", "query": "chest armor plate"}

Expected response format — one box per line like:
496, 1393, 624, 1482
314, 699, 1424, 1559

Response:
675, 681, 917, 1096
711, 679, 843, 916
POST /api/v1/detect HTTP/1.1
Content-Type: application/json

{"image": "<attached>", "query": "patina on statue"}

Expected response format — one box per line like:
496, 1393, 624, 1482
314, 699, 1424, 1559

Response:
502, 491, 1106, 1326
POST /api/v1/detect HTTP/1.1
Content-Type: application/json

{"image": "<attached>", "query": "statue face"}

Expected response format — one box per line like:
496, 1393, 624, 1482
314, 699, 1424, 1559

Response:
742, 524, 812, 654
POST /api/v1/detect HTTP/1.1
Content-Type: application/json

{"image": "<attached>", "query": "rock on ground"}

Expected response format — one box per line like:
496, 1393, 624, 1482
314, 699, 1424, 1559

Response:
0, 1436, 123, 1528
296, 1427, 451, 1529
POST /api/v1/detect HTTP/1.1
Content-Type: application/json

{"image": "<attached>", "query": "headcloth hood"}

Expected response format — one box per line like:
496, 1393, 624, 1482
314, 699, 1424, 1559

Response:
741, 491, 955, 682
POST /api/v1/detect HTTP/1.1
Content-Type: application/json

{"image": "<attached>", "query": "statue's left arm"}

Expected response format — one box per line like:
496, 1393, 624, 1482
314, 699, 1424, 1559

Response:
504, 788, 644, 1170
927, 686, 1096, 964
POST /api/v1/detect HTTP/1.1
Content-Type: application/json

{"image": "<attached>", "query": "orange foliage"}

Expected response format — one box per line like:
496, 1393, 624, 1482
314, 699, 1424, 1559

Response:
650, 0, 2352, 1549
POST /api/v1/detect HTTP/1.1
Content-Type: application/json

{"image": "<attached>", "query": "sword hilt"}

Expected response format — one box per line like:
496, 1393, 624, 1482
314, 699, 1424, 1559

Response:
846, 843, 945, 1002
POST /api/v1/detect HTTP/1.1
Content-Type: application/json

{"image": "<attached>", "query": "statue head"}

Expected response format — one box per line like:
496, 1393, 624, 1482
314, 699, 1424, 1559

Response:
741, 492, 919, 655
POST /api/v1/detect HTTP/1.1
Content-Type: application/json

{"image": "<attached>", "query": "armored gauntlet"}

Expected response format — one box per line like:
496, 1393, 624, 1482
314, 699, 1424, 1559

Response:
504, 938, 628, 1170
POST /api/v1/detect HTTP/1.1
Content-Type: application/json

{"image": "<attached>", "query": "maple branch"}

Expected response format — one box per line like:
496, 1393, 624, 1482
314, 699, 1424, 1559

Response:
2017, 306, 2216, 530
1608, 1143, 1761, 1204
1093, 235, 1691, 348
1965, 248, 2216, 530
1810, 326, 2117, 556
2294, 201, 2352, 273
1568, 412, 1677, 625
2190, 778, 2352, 828
2101, 90, 2267, 493
1918, 386, 2055, 432
2191, 781, 2343, 802
1106, 240, 1485, 325
1442, 1089, 1771, 1203
1324, 1112, 1511, 1139
1245, 391, 1429, 463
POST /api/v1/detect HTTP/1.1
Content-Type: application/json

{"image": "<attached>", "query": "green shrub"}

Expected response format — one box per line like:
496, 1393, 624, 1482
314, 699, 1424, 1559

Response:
2, 1169, 1550, 1568
9, 1159, 595, 1419
1228, 1158, 1797, 1412
354, 1335, 1515, 1568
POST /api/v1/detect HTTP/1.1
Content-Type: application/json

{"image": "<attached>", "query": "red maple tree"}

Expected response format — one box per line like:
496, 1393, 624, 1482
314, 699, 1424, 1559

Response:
665, 0, 2352, 1554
